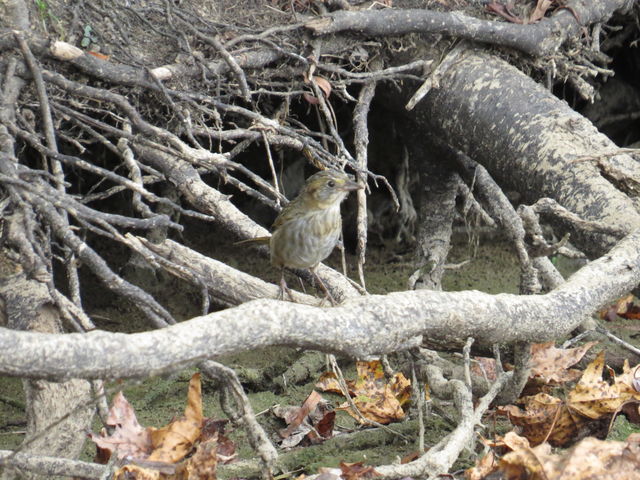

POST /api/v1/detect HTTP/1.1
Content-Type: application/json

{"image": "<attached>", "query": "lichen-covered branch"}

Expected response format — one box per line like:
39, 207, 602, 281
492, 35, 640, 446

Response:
2, 228, 640, 381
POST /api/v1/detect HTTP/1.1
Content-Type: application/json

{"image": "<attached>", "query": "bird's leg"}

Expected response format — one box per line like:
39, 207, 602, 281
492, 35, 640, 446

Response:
278, 268, 296, 302
310, 267, 338, 306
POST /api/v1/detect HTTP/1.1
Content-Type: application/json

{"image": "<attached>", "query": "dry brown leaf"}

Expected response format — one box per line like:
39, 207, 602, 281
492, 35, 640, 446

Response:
336, 361, 411, 425
529, 341, 597, 384
302, 92, 319, 105
473, 432, 640, 479
619, 297, 640, 319
312, 402, 336, 441
464, 451, 498, 480
601, 294, 640, 320
499, 393, 588, 447
175, 437, 218, 480
499, 432, 548, 479
301, 75, 332, 105
528, 0, 553, 23
201, 419, 236, 464
470, 356, 498, 382
90, 391, 153, 461
339, 461, 379, 480
314, 76, 332, 98
113, 464, 161, 480
272, 390, 335, 448
568, 351, 640, 420
485, 1, 523, 24
96, 373, 235, 479
279, 390, 322, 439
148, 373, 203, 463
316, 371, 345, 395
500, 434, 640, 480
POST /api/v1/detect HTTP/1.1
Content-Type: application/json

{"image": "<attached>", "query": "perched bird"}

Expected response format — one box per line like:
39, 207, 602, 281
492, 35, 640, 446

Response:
242, 169, 361, 303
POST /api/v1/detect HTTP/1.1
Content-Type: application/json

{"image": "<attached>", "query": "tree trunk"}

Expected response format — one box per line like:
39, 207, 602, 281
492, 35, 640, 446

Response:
392, 47, 640, 257
0, 254, 94, 480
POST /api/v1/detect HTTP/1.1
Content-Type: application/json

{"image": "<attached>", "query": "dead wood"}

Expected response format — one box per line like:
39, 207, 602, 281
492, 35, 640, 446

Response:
2, 227, 640, 381
306, 0, 634, 56
0, 255, 94, 480
0, 451, 104, 479
387, 46, 640, 257
1, 0, 640, 477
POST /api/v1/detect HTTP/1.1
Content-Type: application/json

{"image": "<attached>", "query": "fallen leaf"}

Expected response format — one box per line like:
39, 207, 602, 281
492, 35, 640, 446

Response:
201, 418, 236, 464
324, 361, 411, 425
499, 393, 588, 447
89, 391, 152, 461
464, 451, 498, 480
499, 432, 548, 479
485, 1, 523, 24
529, 341, 597, 384
600, 294, 640, 320
113, 464, 161, 480
279, 390, 322, 439
148, 373, 203, 463
314, 76, 332, 99
471, 357, 498, 382
175, 437, 218, 480
620, 401, 640, 424
301, 76, 332, 105
499, 434, 640, 480
528, 0, 553, 23
568, 351, 640, 420
316, 371, 346, 395
272, 390, 335, 447
303, 92, 319, 105
339, 461, 379, 480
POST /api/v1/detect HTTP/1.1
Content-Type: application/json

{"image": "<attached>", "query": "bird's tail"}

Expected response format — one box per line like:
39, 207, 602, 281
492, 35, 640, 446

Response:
234, 236, 271, 246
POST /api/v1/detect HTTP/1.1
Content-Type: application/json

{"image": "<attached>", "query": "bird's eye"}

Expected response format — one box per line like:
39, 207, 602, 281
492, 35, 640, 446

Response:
327, 180, 336, 188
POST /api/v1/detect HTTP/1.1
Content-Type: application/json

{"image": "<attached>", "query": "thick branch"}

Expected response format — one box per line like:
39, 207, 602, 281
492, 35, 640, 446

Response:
1, 229, 639, 381
0, 451, 104, 479
125, 235, 319, 306
391, 47, 640, 257
306, 0, 632, 57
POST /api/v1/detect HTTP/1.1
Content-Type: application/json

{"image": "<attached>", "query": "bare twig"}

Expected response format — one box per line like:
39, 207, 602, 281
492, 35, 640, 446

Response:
596, 326, 640, 357
352, 75, 377, 290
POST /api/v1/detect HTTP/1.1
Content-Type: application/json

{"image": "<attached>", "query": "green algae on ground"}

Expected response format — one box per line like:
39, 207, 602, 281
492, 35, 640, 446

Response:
0, 376, 26, 451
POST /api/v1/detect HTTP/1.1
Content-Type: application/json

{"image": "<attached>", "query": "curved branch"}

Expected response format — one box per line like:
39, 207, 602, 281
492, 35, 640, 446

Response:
306, 0, 633, 57
392, 47, 640, 258
1, 229, 639, 381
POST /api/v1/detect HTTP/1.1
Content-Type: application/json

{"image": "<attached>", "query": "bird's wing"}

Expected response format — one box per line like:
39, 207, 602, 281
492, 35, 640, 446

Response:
271, 197, 308, 230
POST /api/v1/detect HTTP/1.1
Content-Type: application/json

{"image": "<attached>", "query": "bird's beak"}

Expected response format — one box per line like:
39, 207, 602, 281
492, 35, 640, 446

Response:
342, 179, 364, 191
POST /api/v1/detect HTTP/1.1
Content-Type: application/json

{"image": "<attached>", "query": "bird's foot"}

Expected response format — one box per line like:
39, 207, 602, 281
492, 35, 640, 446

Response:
312, 270, 338, 306
278, 275, 296, 302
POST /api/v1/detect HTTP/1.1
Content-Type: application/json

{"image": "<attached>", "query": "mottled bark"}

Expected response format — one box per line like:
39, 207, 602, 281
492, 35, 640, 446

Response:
306, 0, 633, 57
0, 256, 94, 480
409, 165, 458, 291
1, 229, 640, 382
399, 48, 640, 257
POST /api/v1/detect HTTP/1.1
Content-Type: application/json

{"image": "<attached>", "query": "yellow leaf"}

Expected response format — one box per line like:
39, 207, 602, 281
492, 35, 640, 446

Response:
148, 373, 203, 463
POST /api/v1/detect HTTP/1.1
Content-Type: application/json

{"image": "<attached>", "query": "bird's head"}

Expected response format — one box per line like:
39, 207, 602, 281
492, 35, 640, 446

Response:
302, 169, 362, 209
